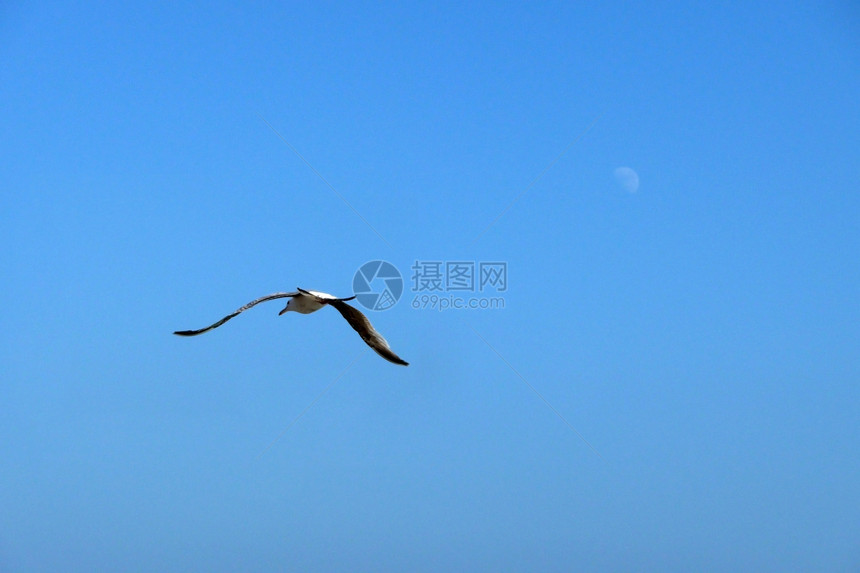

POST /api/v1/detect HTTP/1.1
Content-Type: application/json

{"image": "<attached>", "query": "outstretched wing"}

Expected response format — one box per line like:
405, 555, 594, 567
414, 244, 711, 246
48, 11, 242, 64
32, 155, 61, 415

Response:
328, 300, 409, 366
174, 292, 299, 336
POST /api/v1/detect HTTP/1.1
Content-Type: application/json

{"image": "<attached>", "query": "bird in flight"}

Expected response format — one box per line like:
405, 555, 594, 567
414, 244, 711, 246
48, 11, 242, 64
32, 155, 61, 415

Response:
174, 287, 409, 366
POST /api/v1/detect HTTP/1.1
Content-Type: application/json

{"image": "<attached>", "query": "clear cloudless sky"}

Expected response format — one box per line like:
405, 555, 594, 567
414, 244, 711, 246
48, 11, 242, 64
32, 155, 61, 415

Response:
2, 2, 859, 571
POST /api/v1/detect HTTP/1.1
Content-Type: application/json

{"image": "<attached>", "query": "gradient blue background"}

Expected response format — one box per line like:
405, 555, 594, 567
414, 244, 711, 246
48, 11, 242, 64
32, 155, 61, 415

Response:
2, 2, 859, 571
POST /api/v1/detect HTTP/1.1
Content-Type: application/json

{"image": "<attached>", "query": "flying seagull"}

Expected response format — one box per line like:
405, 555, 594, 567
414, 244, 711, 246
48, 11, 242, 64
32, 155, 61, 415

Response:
174, 287, 409, 366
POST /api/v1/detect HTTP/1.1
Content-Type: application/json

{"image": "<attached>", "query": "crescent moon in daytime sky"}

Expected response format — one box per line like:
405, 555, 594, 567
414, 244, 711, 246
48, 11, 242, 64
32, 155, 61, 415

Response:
614, 166, 640, 193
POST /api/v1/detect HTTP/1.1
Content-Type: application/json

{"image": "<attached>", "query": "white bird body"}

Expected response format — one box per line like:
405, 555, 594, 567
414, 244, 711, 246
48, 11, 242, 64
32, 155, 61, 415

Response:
279, 291, 331, 315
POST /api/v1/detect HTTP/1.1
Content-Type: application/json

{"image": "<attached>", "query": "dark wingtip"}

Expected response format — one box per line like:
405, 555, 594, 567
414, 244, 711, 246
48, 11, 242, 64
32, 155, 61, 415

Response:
173, 330, 194, 336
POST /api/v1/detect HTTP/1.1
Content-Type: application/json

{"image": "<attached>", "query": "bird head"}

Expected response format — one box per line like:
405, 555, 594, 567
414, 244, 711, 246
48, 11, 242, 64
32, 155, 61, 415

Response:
278, 299, 294, 315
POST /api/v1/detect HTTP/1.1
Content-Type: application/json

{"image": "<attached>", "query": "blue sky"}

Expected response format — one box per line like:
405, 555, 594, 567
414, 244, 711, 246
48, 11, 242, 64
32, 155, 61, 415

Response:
2, 1, 859, 571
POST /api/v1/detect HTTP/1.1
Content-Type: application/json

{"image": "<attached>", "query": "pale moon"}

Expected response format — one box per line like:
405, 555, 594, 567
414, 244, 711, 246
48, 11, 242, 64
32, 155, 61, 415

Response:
614, 166, 639, 193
